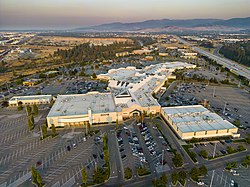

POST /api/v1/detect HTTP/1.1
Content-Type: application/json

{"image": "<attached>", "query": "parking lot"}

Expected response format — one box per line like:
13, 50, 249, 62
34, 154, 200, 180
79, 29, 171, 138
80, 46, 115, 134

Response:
203, 166, 250, 187
114, 119, 173, 180
166, 83, 250, 128
192, 140, 248, 160
0, 109, 113, 187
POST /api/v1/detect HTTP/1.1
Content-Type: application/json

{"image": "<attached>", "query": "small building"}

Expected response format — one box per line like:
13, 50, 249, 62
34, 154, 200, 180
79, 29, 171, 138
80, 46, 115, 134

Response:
132, 49, 152, 55
181, 52, 198, 59
23, 79, 42, 87
143, 56, 154, 61
9, 95, 52, 107
115, 51, 129, 57
161, 105, 239, 140
159, 53, 169, 57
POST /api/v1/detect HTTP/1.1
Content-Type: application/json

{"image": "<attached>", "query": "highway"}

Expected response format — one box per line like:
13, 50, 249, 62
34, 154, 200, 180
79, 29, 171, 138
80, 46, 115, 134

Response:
175, 36, 250, 81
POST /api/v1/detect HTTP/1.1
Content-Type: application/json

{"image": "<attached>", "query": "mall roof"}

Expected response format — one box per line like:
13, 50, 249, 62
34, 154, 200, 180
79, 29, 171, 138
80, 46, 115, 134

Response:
162, 105, 237, 133
47, 92, 117, 117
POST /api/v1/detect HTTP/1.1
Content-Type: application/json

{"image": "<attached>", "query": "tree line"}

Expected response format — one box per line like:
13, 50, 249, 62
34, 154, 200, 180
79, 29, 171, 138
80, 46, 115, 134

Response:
53, 41, 137, 63
220, 41, 250, 67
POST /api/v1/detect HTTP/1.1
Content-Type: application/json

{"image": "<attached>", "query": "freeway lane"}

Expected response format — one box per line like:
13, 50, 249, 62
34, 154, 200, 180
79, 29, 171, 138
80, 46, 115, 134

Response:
175, 36, 250, 81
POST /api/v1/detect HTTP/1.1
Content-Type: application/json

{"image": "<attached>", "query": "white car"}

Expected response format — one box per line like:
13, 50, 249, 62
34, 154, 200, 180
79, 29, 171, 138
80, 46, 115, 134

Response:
230, 180, 235, 186
133, 137, 138, 141
231, 170, 239, 176
197, 181, 204, 185
140, 157, 147, 162
159, 136, 164, 139
137, 123, 141, 126
124, 126, 128, 130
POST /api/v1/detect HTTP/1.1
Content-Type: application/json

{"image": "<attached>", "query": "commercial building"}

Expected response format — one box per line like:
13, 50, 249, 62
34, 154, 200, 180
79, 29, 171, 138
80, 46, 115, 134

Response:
98, 62, 196, 119
161, 105, 239, 140
115, 51, 129, 57
47, 92, 122, 128
132, 49, 152, 55
23, 79, 42, 87
46, 61, 197, 128
9, 95, 52, 107
181, 52, 198, 59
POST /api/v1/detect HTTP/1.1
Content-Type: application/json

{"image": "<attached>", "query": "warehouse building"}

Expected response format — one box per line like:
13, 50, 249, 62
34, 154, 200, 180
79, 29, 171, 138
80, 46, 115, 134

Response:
9, 95, 52, 107
161, 105, 239, 140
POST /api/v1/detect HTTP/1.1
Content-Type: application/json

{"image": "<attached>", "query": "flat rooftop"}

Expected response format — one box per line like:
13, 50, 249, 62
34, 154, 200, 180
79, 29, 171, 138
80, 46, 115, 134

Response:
9, 95, 52, 101
162, 105, 237, 133
47, 92, 117, 117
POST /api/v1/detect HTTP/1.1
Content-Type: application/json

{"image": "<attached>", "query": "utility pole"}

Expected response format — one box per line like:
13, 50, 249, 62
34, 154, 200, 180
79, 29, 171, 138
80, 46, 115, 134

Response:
223, 102, 227, 114
212, 86, 215, 97
6, 82, 10, 95
162, 150, 164, 166
212, 142, 217, 158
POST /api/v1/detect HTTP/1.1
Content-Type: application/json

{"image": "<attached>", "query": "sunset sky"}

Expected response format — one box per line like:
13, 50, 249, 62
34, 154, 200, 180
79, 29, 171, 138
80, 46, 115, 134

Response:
0, 0, 249, 29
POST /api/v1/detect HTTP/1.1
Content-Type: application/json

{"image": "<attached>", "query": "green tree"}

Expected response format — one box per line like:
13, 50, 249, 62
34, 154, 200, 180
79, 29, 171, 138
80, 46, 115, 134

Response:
116, 119, 119, 130
30, 115, 35, 125
241, 155, 250, 167
199, 150, 208, 158
190, 167, 199, 181
92, 72, 97, 79
149, 112, 153, 122
237, 145, 245, 151
28, 119, 34, 130
36, 172, 43, 186
124, 167, 132, 180
51, 124, 57, 137
31, 166, 38, 183
42, 124, 47, 138
178, 170, 187, 185
33, 104, 38, 116
82, 168, 87, 186
172, 153, 183, 168
160, 173, 167, 184
17, 105, 23, 111
171, 171, 178, 185
26, 105, 32, 116
93, 167, 106, 184
227, 146, 236, 154
199, 165, 207, 176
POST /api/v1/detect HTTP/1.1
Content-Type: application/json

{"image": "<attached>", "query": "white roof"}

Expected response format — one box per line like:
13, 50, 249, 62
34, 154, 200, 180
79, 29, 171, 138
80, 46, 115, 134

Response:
162, 105, 237, 133
47, 92, 116, 117
9, 95, 52, 102
98, 62, 196, 109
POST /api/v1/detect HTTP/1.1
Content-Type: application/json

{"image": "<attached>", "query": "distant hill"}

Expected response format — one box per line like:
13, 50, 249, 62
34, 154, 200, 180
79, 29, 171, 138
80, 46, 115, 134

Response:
75, 17, 250, 32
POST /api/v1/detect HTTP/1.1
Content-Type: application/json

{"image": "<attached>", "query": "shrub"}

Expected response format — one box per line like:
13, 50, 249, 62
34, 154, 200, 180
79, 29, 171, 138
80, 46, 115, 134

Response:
124, 167, 132, 180
137, 167, 150, 176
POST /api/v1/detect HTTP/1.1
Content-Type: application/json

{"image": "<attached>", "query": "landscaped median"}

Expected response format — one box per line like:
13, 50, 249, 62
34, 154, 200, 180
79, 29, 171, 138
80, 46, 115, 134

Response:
207, 144, 246, 160
182, 144, 198, 163
124, 167, 132, 180
81, 133, 110, 187
137, 166, 151, 177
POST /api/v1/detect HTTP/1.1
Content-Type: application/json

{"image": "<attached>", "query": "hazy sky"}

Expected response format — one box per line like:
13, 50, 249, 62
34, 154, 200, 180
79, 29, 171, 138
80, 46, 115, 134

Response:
0, 0, 249, 29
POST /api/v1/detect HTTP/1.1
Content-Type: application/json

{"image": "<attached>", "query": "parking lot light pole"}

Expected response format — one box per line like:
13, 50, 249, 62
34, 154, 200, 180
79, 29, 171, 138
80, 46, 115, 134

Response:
210, 170, 215, 187
223, 102, 227, 114
212, 86, 216, 97
212, 142, 217, 158
162, 150, 164, 166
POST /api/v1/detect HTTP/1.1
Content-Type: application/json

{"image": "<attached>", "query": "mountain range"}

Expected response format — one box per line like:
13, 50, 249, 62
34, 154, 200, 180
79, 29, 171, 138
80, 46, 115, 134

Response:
75, 17, 250, 32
